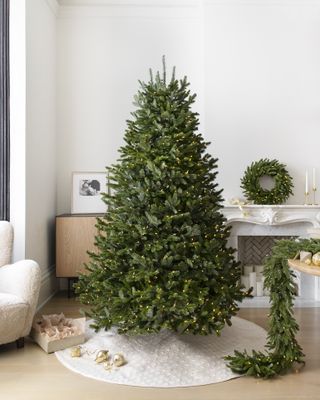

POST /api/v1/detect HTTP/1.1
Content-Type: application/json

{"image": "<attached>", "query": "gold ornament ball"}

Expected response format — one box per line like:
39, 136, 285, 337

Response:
95, 350, 109, 363
113, 353, 126, 367
312, 252, 320, 266
103, 360, 113, 372
70, 346, 81, 358
305, 258, 312, 265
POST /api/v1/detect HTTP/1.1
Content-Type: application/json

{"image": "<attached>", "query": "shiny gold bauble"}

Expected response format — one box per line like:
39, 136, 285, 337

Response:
70, 346, 81, 358
305, 258, 312, 265
95, 350, 109, 363
113, 353, 126, 367
103, 361, 113, 371
312, 252, 320, 266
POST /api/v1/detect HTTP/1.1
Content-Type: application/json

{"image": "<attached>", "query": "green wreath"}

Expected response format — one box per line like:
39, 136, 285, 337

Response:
241, 159, 293, 205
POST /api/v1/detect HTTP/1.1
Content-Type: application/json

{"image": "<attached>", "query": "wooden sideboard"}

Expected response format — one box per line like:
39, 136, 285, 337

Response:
56, 214, 101, 281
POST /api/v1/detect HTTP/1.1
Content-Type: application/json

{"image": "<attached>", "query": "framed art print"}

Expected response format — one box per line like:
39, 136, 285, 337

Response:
71, 172, 106, 214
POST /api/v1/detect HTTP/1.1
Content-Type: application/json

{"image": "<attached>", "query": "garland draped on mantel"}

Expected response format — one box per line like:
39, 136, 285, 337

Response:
225, 238, 320, 378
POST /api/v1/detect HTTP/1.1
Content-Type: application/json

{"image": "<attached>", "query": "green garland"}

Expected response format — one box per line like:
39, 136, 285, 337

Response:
241, 159, 293, 205
225, 238, 320, 378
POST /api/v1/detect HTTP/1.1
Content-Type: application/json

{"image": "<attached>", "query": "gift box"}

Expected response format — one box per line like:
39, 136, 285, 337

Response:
31, 313, 86, 353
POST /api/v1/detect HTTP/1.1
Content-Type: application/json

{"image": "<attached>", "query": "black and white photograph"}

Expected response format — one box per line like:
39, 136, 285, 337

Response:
79, 179, 101, 197
71, 172, 106, 213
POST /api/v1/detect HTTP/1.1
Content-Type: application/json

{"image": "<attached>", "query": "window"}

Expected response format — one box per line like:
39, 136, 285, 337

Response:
0, 0, 10, 221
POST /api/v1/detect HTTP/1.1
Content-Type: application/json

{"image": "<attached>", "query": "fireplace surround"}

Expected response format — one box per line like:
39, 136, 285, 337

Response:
221, 205, 320, 307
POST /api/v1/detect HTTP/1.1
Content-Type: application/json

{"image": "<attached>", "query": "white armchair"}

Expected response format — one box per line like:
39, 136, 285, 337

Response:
0, 221, 41, 347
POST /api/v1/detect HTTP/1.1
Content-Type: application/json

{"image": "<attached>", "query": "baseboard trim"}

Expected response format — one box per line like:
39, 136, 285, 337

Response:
36, 289, 58, 312
37, 265, 59, 311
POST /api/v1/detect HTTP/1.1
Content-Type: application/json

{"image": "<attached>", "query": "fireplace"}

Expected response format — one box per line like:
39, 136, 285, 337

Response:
237, 235, 297, 297
221, 205, 320, 307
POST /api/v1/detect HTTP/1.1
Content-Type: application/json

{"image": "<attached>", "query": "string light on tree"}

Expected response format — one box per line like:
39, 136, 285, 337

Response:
75, 57, 246, 336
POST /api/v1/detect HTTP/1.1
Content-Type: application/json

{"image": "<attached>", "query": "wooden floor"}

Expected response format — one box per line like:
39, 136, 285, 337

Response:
1, 292, 320, 400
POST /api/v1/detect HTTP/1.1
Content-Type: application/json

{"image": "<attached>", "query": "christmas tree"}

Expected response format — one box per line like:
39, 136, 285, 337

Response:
75, 59, 246, 335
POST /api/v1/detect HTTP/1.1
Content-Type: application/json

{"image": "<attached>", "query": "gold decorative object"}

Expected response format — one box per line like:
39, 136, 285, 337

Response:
113, 353, 126, 367
312, 252, 320, 266
312, 168, 317, 205
305, 258, 312, 265
95, 350, 109, 363
70, 346, 82, 358
103, 360, 113, 372
229, 198, 251, 217
312, 187, 317, 205
300, 251, 312, 264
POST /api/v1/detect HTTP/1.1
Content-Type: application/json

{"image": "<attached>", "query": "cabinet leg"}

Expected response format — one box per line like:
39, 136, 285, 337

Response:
67, 277, 78, 298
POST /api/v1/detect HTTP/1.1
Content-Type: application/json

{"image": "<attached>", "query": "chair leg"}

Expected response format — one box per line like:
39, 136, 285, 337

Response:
16, 337, 25, 349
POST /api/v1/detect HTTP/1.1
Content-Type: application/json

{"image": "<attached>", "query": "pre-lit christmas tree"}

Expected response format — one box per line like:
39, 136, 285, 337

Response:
75, 59, 246, 335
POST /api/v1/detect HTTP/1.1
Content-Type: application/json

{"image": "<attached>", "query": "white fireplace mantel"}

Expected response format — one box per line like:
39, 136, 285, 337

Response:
221, 204, 320, 307
222, 205, 320, 228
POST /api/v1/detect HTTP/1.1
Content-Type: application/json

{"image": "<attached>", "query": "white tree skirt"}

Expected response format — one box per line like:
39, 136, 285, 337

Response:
55, 317, 267, 387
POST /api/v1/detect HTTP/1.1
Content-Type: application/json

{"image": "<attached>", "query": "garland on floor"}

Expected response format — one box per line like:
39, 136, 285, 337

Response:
225, 238, 320, 378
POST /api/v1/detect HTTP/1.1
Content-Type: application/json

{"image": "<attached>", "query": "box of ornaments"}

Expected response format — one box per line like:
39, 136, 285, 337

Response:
31, 313, 86, 353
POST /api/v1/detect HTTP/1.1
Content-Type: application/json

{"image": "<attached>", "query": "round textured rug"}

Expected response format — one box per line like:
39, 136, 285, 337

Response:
55, 317, 266, 387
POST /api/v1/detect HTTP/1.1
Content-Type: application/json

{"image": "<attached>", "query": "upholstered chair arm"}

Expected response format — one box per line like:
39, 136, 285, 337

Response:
0, 260, 41, 336
0, 221, 13, 267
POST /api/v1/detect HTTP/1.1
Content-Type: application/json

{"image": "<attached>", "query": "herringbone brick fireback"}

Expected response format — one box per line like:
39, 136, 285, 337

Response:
238, 236, 291, 265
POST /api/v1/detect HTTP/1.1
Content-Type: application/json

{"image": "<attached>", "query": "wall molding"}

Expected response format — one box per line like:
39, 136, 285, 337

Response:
204, 0, 320, 6
57, 0, 320, 6
53, 0, 320, 19
58, 0, 199, 6
58, 3, 202, 19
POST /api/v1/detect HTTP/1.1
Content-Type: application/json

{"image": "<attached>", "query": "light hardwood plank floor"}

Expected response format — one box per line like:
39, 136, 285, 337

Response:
1, 292, 320, 400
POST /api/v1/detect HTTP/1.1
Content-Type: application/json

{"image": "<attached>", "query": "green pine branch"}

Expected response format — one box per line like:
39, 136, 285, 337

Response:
225, 238, 320, 378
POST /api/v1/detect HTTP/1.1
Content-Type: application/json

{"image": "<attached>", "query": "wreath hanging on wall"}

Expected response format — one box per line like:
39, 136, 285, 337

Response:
241, 158, 294, 205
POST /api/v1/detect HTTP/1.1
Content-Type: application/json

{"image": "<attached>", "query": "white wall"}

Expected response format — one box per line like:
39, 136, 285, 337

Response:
56, 0, 320, 209
10, 0, 58, 305
57, 2, 204, 213
26, 0, 59, 304
204, 0, 320, 204
9, 0, 320, 302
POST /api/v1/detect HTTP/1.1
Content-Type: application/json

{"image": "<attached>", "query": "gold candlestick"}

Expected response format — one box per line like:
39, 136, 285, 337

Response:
304, 191, 309, 205
312, 187, 317, 205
